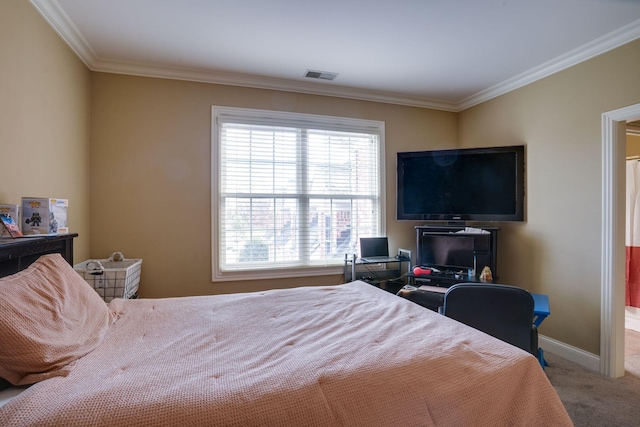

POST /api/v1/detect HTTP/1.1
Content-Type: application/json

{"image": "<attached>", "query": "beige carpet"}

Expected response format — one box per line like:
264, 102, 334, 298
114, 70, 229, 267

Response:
625, 353, 640, 377
545, 352, 640, 427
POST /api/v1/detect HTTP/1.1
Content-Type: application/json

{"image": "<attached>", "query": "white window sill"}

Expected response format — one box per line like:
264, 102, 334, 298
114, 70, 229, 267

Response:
213, 264, 344, 282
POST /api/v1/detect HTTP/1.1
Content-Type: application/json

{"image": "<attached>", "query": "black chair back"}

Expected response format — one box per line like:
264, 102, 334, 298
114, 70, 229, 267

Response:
442, 283, 537, 355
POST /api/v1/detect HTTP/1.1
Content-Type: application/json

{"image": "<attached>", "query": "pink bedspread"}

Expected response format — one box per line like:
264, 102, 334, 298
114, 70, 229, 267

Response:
0, 281, 572, 426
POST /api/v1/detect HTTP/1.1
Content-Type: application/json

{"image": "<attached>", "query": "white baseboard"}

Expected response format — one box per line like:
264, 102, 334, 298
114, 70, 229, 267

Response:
539, 334, 600, 372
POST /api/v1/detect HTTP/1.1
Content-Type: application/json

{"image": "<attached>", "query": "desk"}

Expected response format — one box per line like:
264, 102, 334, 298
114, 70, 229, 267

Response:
531, 293, 550, 367
408, 272, 485, 288
344, 254, 410, 289
397, 286, 551, 368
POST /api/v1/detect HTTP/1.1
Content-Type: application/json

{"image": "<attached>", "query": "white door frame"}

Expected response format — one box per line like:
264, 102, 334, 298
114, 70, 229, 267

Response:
602, 103, 640, 378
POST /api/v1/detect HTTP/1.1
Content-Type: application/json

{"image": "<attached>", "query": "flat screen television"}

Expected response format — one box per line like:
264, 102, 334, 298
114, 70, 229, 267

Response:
420, 233, 475, 270
396, 145, 525, 222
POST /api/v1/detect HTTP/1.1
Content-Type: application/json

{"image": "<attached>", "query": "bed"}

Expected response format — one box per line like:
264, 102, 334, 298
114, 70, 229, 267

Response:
0, 254, 572, 426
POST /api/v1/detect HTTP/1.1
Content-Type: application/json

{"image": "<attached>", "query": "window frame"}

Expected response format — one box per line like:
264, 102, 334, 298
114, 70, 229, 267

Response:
211, 106, 386, 282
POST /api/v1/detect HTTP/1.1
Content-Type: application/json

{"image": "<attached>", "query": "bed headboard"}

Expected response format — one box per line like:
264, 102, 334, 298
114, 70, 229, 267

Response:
0, 233, 78, 278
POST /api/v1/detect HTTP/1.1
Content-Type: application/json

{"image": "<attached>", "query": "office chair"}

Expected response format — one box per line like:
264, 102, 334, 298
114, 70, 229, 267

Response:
441, 283, 538, 357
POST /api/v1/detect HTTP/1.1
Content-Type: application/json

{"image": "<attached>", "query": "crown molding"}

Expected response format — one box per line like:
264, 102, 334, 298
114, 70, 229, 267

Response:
92, 58, 459, 112
458, 19, 640, 111
29, 0, 97, 67
29, 1, 640, 113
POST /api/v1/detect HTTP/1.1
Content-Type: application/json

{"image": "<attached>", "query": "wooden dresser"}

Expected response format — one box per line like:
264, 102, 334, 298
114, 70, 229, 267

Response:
0, 233, 78, 277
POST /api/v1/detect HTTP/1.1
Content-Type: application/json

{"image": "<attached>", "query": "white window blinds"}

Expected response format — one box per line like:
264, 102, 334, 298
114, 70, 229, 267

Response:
212, 107, 385, 281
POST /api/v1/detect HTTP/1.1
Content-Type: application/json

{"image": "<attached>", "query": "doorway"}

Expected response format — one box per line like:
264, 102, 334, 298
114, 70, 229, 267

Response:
625, 122, 640, 373
602, 103, 640, 378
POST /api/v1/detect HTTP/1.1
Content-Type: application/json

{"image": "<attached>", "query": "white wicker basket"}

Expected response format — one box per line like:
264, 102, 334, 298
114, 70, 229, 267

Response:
74, 255, 142, 302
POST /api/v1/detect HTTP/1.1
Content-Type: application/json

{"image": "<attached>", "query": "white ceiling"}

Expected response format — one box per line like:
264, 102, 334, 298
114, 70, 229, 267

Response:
31, 0, 640, 112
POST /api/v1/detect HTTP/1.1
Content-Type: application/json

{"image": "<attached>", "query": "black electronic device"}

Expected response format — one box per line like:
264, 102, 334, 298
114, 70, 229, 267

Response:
359, 237, 389, 262
396, 145, 525, 222
420, 233, 475, 270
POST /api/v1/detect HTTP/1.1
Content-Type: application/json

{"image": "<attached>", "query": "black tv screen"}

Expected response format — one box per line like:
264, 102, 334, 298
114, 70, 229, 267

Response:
421, 234, 475, 270
396, 145, 525, 222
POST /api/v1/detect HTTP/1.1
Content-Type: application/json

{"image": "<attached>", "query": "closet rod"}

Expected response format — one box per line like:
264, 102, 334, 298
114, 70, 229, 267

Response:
627, 156, 640, 160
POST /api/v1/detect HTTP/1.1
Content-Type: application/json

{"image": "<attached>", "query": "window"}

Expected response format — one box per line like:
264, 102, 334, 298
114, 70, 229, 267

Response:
212, 107, 385, 281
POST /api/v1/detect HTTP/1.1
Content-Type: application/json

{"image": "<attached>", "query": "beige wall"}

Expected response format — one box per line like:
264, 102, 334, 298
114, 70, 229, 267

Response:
627, 134, 640, 157
458, 39, 640, 354
89, 74, 457, 297
0, 1, 91, 262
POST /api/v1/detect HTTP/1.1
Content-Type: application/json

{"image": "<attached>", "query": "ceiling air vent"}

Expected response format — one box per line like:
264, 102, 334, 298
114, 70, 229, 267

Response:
304, 70, 338, 81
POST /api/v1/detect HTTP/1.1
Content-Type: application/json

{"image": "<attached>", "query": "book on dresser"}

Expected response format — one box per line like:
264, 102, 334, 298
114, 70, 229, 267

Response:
0, 214, 23, 238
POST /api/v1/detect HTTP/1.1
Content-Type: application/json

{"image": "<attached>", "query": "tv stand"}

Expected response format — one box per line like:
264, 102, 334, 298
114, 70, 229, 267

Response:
415, 225, 499, 283
445, 221, 467, 227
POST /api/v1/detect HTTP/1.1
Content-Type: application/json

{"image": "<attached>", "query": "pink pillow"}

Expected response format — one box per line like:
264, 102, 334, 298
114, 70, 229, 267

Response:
0, 254, 116, 385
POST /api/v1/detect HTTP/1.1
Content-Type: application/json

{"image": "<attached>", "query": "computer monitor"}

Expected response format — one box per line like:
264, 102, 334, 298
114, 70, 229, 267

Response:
360, 237, 389, 258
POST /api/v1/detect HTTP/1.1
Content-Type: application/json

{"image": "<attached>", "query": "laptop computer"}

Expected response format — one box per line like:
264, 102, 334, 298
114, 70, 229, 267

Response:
360, 237, 390, 263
